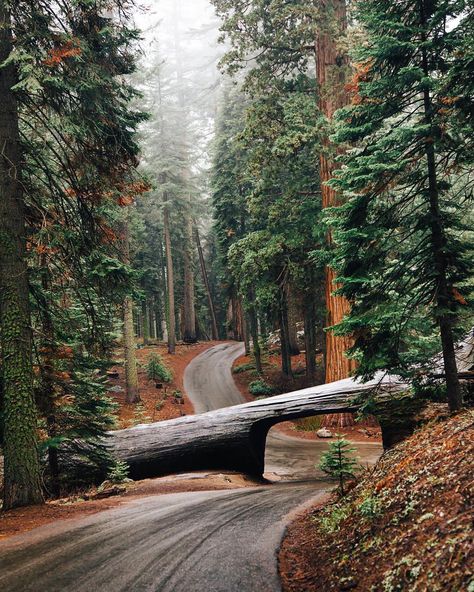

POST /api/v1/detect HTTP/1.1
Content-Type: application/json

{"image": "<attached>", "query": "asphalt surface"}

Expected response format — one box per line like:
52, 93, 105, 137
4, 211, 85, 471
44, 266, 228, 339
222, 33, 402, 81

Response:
0, 342, 382, 591
184, 342, 382, 480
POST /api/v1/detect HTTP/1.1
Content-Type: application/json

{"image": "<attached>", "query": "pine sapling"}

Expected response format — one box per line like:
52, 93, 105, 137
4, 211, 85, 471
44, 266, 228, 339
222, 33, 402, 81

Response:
319, 435, 359, 495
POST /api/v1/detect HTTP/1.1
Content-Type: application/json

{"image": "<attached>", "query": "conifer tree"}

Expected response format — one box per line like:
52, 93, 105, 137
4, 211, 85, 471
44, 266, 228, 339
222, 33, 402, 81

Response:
330, 0, 473, 411
319, 435, 359, 495
0, 2, 43, 510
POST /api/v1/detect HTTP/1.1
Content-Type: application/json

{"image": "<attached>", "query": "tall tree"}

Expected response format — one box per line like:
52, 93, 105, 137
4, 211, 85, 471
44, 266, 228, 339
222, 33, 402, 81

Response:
315, 0, 357, 385
122, 215, 140, 403
0, 2, 43, 510
330, 0, 473, 411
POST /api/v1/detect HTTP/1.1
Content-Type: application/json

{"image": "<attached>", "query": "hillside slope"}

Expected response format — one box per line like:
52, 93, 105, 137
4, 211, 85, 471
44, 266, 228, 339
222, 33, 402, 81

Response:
280, 409, 473, 591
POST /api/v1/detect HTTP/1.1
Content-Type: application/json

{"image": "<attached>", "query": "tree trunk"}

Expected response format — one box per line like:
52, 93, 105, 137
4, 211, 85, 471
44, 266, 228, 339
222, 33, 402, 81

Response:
287, 287, 300, 355
122, 218, 140, 404
248, 297, 262, 374
141, 300, 149, 345
183, 216, 197, 343
316, 0, 356, 426
419, 1, 462, 412
38, 257, 60, 498
304, 292, 317, 381
163, 205, 176, 354
110, 373, 409, 479
123, 296, 140, 403
279, 289, 293, 378
243, 315, 251, 356
195, 226, 219, 340
0, 5, 43, 509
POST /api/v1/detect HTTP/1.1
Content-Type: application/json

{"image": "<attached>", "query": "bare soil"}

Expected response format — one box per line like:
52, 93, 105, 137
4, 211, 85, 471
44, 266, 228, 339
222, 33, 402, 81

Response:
110, 341, 219, 428
279, 409, 474, 592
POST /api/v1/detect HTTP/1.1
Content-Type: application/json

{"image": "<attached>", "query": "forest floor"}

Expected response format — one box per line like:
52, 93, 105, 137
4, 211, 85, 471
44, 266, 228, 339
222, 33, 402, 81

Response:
279, 408, 474, 592
232, 351, 382, 444
109, 340, 220, 428
0, 339, 237, 540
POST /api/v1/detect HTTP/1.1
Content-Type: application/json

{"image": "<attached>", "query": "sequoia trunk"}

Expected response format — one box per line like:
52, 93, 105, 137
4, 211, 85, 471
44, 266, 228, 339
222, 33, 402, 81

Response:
163, 205, 176, 354
316, 0, 356, 426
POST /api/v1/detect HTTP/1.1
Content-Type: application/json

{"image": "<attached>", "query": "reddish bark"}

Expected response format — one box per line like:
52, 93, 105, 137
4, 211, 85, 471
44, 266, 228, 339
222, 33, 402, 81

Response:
316, 0, 356, 426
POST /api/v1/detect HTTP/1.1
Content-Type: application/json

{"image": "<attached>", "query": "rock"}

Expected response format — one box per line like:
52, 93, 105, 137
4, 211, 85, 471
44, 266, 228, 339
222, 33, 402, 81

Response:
108, 385, 124, 393
317, 428, 333, 438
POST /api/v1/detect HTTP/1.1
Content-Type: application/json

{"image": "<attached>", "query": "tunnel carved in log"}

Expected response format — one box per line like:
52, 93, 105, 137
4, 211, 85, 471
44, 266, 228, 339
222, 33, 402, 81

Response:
110, 375, 407, 479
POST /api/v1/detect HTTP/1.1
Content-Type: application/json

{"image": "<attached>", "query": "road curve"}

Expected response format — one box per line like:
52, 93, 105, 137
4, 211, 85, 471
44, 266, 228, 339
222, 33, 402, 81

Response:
0, 342, 380, 592
184, 342, 382, 480
0, 485, 326, 592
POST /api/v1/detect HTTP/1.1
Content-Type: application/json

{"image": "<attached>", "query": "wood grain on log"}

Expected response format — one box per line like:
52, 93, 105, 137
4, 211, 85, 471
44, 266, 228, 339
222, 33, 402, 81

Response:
110, 374, 406, 479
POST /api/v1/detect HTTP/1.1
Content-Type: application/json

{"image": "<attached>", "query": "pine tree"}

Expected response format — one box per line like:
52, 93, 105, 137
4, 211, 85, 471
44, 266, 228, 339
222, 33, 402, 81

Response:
319, 435, 359, 495
0, 2, 43, 509
330, 0, 473, 411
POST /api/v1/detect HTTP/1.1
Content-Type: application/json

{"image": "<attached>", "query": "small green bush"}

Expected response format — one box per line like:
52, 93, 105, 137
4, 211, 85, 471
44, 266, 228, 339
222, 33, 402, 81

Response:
358, 495, 382, 519
232, 362, 256, 374
318, 504, 351, 534
249, 379, 275, 396
147, 353, 173, 383
106, 460, 130, 484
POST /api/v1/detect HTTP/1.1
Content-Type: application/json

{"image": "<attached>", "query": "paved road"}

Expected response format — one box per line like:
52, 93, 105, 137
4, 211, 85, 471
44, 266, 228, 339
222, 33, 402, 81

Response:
184, 342, 382, 480
0, 342, 381, 592
0, 484, 326, 592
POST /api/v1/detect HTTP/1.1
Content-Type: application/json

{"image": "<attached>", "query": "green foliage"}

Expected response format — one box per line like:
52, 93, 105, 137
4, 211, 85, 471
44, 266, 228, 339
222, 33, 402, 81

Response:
106, 460, 130, 484
232, 362, 256, 374
358, 495, 382, 520
146, 353, 173, 384
328, 0, 474, 391
319, 436, 360, 495
317, 503, 352, 534
248, 379, 275, 397
132, 403, 151, 426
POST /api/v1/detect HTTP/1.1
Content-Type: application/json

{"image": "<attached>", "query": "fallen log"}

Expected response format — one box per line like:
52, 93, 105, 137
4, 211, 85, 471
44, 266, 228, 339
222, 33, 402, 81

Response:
109, 330, 474, 480
110, 374, 408, 480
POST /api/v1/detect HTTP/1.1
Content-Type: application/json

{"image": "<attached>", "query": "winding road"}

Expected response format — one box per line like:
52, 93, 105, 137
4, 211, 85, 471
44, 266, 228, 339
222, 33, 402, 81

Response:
0, 342, 382, 591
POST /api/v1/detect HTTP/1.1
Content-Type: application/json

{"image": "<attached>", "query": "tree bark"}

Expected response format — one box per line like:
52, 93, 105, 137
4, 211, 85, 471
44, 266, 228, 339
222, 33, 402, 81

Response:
0, 5, 43, 509
419, 0, 461, 412
195, 226, 219, 340
248, 293, 262, 374
121, 218, 140, 404
141, 300, 149, 345
279, 288, 293, 378
304, 292, 317, 381
38, 256, 60, 498
316, 0, 356, 426
163, 205, 176, 354
287, 287, 300, 355
183, 216, 197, 343
110, 373, 408, 479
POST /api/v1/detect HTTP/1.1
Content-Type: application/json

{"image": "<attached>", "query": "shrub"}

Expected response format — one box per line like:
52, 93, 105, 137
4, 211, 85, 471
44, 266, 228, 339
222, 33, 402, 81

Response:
106, 460, 130, 484
232, 362, 256, 374
147, 353, 173, 383
358, 495, 382, 519
319, 435, 360, 495
249, 379, 275, 396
